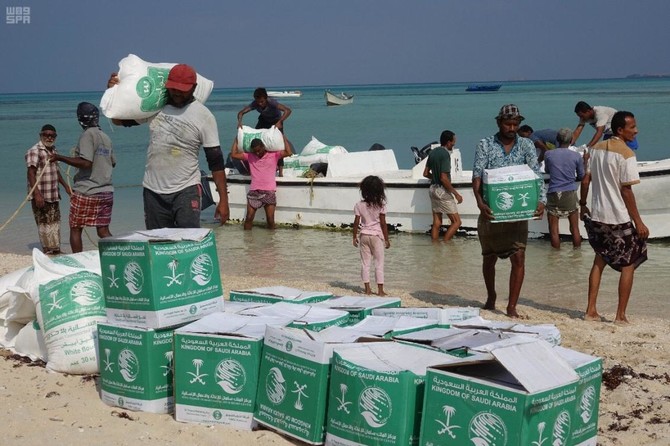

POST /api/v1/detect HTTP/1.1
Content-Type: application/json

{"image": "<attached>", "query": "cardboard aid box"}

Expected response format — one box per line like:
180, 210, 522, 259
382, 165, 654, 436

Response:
325, 342, 460, 446
173, 312, 292, 430
482, 165, 543, 222
254, 325, 382, 445
96, 322, 179, 413
371, 306, 481, 327
554, 346, 603, 446
229, 286, 333, 304
238, 302, 350, 331
98, 228, 223, 328
420, 338, 580, 446
313, 295, 402, 325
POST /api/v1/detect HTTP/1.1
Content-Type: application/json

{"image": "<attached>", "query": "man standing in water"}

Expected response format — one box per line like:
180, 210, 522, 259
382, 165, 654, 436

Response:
423, 130, 463, 241
580, 111, 648, 324
25, 124, 71, 254
108, 64, 230, 229
472, 104, 546, 318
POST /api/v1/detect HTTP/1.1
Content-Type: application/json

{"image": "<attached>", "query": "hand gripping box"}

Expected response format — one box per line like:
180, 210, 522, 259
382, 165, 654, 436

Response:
420, 338, 580, 446
482, 165, 543, 222
173, 312, 292, 430
99, 228, 223, 329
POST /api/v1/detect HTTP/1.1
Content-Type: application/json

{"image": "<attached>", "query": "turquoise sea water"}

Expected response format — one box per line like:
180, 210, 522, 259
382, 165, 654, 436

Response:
1, 79, 668, 318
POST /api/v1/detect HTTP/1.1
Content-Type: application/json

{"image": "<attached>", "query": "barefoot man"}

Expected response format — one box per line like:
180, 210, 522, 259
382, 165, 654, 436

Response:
472, 104, 546, 318
580, 111, 649, 324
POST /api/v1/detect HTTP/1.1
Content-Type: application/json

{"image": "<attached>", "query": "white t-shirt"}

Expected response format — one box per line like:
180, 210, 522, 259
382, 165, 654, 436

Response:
587, 138, 640, 224
589, 106, 617, 136
142, 100, 219, 194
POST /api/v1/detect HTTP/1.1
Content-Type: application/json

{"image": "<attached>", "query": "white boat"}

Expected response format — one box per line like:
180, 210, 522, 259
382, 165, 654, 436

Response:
208, 149, 670, 239
325, 90, 354, 106
267, 90, 302, 98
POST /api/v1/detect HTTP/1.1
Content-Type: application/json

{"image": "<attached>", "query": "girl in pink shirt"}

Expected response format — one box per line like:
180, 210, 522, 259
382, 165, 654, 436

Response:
353, 175, 391, 295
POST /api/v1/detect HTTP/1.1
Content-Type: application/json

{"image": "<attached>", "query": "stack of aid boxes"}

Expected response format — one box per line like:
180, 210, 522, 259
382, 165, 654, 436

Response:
96, 228, 224, 413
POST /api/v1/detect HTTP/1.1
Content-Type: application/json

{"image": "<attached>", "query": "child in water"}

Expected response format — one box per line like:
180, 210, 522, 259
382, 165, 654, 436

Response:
352, 175, 391, 295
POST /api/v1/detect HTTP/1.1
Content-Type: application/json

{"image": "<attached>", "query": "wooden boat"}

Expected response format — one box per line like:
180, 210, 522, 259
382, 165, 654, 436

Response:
267, 90, 302, 98
207, 149, 670, 239
466, 84, 502, 92
324, 90, 354, 106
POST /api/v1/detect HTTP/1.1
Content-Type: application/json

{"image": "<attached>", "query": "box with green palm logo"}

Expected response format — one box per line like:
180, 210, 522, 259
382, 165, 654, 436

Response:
173, 312, 292, 430
553, 346, 602, 446
482, 165, 542, 222
325, 342, 460, 446
254, 326, 383, 444
96, 322, 178, 414
98, 228, 223, 329
419, 339, 580, 446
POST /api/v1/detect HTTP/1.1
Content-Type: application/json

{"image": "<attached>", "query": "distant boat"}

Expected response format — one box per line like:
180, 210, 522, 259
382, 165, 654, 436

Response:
267, 90, 303, 98
465, 84, 502, 92
324, 90, 354, 106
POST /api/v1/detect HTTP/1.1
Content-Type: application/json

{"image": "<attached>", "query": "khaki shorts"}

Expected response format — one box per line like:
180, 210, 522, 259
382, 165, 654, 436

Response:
429, 184, 458, 214
547, 190, 578, 218
477, 215, 528, 259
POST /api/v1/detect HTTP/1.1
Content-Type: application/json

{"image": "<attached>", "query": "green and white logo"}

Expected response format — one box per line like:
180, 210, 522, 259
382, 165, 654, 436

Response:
285, 341, 293, 352
165, 259, 185, 287
188, 359, 208, 385
216, 359, 247, 394
579, 386, 597, 423
291, 381, 309, 411
359, 386, 392, 428
496, 192, 515, 211
435, 405, 462, 440
190, 253, 214, 286
118, 349, 140, 382
469, 411, 508, 446
266, 367, 287, 404
124, 261, 144, 295
70, 279, 103, 306
551, 411, 571, 446
213, 410, 222, 421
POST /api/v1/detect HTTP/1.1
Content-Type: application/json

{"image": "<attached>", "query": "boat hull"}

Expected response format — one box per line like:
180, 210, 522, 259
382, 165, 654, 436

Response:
324, 91, 354, 106
209, 158, 670, 239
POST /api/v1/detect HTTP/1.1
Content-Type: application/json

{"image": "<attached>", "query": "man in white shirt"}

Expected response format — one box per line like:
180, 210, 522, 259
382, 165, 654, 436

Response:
579, 111, 649, 324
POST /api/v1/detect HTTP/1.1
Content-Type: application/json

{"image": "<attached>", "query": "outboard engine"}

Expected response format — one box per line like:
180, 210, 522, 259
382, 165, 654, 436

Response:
410, 141, 438, 164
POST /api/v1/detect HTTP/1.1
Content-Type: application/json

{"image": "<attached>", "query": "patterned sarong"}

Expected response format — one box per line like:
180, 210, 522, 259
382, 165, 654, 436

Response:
31, 200, 61, 253
69, 191, 113, 228
247, 190, 276, 210
583, 216, 647, 271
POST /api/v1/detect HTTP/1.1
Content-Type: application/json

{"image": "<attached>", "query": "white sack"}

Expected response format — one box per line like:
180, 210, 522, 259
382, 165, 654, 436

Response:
237, 125, 285, 152
300, 136, 347, 157
100, 54, 214, 120
31, 249, 106, 374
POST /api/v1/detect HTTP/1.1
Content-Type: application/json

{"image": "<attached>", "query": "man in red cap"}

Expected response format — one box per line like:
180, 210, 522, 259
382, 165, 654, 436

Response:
108, 64, 229, 229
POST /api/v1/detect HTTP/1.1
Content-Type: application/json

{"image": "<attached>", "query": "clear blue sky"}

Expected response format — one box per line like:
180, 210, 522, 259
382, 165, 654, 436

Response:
2, 0, 670, 93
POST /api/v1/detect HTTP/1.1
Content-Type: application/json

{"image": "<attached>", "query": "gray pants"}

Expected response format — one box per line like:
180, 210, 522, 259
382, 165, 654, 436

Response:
143, 186, 201, 229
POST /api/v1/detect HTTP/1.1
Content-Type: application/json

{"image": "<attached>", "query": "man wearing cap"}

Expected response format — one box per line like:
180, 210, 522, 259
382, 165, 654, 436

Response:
51, 103, 115, 253
25, 124, 72, 254
108, 64, 230, 229
472, 104, 547, 318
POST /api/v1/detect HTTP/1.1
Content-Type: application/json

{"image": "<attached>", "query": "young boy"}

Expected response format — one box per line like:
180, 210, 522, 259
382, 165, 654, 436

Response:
230, 135, 292, 230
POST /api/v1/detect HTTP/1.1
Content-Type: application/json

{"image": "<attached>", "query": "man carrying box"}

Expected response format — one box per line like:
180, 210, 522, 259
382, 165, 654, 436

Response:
472, 104, 546, 318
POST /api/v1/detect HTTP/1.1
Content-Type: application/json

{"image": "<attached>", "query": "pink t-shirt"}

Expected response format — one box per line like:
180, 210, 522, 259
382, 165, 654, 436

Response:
243, 151, 282, 191
354, 201, 386, 238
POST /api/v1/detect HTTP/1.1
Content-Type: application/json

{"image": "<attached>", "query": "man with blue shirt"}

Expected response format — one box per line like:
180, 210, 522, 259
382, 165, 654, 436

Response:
472, 104, 547, 318
543, 128, 585, 249
517, 125, 558, 162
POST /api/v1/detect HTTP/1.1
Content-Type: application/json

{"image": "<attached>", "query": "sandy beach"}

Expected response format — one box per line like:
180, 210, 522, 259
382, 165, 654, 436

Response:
1, 251, 668, 446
